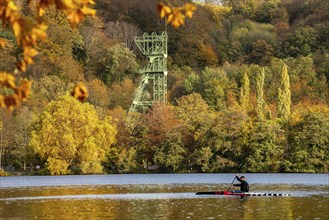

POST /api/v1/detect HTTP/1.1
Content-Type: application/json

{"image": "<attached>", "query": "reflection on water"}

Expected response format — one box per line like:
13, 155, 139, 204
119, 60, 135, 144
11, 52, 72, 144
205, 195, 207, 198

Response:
1, 173, 328, 187
0, 174, 328, 220
0, 190, 328, 201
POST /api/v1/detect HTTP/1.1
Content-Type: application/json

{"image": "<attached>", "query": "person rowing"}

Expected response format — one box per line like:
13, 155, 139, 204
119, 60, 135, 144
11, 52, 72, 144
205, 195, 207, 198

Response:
233, 174, 249, 193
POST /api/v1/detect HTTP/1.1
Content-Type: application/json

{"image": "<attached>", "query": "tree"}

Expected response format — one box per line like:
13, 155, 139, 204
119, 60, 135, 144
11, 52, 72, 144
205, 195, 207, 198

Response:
104, 21, 142, 50
102, 44, 139, 86
201, 67, 233, 110
175, 93, 215, 141
168, 66, 194, 101
280, 26, 318, 58
222, 0, 259, 19
244, 120, 284, 172
185, 67, 234, 111
11, 106, 35, 171
154, 130, 185, 172
106, 107, 137, 173
285, 105, 329, 172
256, 68, 266, 120
175, 93, 216, 170
240, 72, 250, 111
0, 110, 15, 169
277, 64, 291, 120
30, 95, 117, 175
230, 20, 277, 61
87, 79, 110, 108
269, 57, 324, 104
138, 104, 185, 172
25, 75, 68, 114
109, 78, 135, 110
198, 108, 252, 172
247, 39, 275, 65
78, 16, 112, 77
253, 0, 280, 23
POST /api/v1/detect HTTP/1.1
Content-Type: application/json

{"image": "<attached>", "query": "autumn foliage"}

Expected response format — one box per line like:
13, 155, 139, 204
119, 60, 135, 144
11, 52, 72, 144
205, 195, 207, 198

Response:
0, 0, 95, 109
0, 0, 328, 174
157, 2, 196, 28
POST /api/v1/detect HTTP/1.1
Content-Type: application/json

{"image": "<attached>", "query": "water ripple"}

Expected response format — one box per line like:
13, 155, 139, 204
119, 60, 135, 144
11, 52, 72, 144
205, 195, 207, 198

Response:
1, 191, 328, 201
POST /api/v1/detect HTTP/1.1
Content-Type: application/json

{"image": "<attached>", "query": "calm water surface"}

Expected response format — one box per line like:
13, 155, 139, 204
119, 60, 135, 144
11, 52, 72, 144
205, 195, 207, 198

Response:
0, 174, 328, 219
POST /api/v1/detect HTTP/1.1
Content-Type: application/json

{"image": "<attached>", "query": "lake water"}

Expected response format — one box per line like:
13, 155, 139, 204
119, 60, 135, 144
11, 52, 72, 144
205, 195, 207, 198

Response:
0, 174, 328, 219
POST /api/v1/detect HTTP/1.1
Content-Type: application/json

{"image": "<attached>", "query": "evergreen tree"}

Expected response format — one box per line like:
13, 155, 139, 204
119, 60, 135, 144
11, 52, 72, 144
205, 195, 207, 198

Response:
278, 64, 291, 120
240, 72, 250, 111
256, 68, 266, 120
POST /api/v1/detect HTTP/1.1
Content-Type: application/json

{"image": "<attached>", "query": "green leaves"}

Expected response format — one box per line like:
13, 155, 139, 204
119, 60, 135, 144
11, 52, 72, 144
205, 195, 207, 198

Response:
277, 64, 291, 120
281, 26, 318, 58
285, 105, 329, 172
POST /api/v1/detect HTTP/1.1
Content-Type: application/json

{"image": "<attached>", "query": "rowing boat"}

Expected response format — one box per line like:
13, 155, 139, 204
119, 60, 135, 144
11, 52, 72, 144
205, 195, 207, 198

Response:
196, 191, 290, 197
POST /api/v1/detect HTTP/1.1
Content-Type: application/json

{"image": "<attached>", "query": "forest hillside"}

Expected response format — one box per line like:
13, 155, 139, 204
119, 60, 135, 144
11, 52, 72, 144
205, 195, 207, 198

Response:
0, 0, 328, 175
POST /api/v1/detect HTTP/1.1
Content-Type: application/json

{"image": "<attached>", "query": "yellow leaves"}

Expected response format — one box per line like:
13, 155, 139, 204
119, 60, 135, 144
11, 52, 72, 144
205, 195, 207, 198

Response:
185, 3, 197, 18
88, 0, 96, 5
15, 79, 32, 101
80, 4, 96, 16
157, 3, 171, 19
66, 10, 85, 28
71, 82, 89, 102
66, 4, 96, 28
157, 2, 197, 28
31, 23, 48, 43
2, 0, 94, 75
167, 8, 185, 29
38, 7, 46, 17
0, 0, 18, 22
51, 0, 96, 28
0, 72, 32, 110
0, 72, 16, 89
0, 0, 94, 109
1, 94, 19, 110
6, 0, 18, 11
16, 47, 39, 72
30, 94, 117, 174
1, 1, 48, 73
24, 47, 38, 63
11, 18, 22, 39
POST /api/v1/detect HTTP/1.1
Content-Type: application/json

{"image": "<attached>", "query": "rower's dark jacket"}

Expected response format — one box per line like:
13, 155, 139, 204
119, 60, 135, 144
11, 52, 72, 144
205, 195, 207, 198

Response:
233, 176, 249, 192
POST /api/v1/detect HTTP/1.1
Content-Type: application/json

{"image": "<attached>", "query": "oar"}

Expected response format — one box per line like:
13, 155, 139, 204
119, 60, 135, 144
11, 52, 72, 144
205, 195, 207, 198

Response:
227, 163, 243, 191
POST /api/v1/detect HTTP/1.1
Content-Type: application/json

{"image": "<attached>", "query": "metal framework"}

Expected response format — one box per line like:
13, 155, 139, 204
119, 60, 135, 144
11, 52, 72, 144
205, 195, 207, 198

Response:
129, 32, 168, 112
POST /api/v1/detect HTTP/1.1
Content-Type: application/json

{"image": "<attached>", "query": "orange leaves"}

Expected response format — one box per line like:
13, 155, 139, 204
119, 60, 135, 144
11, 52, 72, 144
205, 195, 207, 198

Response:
0, 0, 19, 23
15, 23, 47, 71
0, 72, 31, 110
0, 38, 5, 47
184, 3, 197, 19
1, 1, 48, 72
35, 0, 96, 28
0, 0, 93, 107
57, 0, 96, 28
0, 72, 15, 89
1, 0, 95, 73
157, 3, 172, 19
157, 2, 197, 28
16, 46, 39, 72
30, 23, 48, 43
167, 8, 185, 29
33, 0, 96, 22
71, 82, 89, 102
15, 79, 31, 101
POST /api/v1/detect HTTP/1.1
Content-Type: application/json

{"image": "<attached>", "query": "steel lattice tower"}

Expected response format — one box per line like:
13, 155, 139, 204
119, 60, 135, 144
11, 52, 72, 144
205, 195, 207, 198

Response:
129, 32, 168, 112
